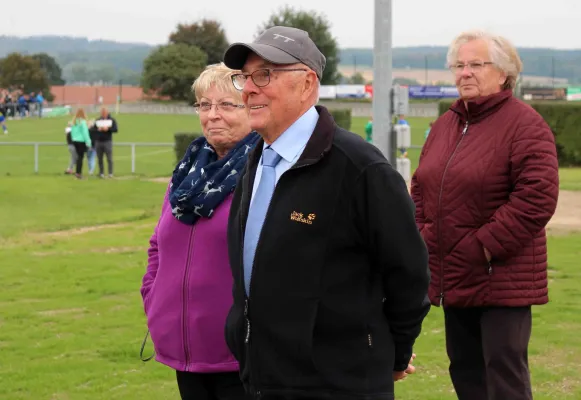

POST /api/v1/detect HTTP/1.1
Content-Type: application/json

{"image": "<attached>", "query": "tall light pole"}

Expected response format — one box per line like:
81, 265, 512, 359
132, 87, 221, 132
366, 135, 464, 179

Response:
372, 0, 393, 162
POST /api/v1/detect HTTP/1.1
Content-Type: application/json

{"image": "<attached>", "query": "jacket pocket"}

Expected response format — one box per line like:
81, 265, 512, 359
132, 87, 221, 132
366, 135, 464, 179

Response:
224, 305, 245, 363
447, 231, 488, 269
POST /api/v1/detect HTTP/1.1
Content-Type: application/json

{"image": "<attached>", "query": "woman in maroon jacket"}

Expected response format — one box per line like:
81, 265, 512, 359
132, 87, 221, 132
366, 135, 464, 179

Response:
411, 31, 559, 400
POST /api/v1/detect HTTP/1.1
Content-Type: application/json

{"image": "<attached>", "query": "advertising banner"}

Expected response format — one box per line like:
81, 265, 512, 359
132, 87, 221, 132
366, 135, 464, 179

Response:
566, 87, 581, 101
408, 86, 459, 99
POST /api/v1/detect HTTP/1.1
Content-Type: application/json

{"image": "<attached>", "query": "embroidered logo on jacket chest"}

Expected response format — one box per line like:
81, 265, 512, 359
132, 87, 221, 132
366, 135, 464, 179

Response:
290, 211, 316, 225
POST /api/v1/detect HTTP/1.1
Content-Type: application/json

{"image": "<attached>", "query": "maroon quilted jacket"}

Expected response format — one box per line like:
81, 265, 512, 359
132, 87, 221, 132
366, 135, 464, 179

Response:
411, 90, 559, 308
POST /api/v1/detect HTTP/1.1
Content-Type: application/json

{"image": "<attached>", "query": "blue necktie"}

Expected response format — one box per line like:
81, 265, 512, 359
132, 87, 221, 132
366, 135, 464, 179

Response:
243, 147, 282, 296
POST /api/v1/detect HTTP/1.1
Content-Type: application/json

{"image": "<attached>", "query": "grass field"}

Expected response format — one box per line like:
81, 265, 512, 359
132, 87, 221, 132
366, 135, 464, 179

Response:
1, 113, 580, 399
0, 113, 424, 177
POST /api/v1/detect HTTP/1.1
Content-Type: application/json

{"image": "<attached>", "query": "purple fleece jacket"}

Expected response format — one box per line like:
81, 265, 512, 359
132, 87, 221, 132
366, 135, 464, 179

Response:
140, 188, 238, 373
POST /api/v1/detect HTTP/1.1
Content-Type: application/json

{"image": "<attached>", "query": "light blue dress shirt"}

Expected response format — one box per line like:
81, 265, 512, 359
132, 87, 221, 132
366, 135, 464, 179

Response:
250, 106, 319, 203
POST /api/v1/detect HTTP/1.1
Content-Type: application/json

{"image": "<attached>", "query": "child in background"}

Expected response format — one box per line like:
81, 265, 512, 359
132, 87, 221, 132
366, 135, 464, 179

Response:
0, 113, 7, 134
65, 122, 77, 174
87, 119, 98, 175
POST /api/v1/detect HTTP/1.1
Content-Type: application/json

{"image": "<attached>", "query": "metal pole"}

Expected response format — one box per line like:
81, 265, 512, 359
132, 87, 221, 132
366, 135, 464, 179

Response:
372, 0, 393, 162
131, 143, 136, 174
34, 143, 39, 173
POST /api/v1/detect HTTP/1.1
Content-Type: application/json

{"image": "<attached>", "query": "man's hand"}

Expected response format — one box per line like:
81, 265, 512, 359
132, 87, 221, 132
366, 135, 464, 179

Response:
484, 247, 492, 262
393, 353, 416, 382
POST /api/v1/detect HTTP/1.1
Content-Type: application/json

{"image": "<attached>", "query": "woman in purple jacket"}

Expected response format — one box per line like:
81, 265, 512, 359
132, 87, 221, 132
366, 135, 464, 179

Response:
140, 63, 258, 400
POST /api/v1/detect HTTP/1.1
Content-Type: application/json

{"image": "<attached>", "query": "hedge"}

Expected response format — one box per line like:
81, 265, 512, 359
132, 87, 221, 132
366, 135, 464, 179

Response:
174, 132, 203, 162
438, 100, 581, 166
330, 109, 352, 131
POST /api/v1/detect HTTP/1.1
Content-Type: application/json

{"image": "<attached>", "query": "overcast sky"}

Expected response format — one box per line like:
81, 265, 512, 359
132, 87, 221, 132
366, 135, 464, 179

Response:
2, 0, 579, 49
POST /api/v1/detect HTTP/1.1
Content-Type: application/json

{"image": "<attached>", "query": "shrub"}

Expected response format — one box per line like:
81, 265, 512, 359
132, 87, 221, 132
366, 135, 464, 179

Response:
330, 109, 352, 131
174, 132, 203, 161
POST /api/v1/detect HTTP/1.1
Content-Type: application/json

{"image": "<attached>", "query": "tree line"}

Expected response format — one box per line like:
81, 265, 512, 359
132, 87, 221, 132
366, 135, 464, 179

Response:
140, 6, 341, 101
0, 6, 341, 102
2, 5, 579, 101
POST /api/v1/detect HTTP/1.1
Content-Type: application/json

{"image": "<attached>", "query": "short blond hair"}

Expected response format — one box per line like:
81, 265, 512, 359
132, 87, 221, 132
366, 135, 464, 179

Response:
447, 30, 523, 90
192, 63, 243, 101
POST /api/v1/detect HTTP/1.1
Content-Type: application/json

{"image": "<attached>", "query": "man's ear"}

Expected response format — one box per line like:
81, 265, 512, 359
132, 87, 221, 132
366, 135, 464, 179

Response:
301, 70, 318, 102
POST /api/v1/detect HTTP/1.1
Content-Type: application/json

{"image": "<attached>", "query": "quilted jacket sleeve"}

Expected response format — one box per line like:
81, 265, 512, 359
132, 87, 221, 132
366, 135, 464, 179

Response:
475, 122, 559, 260
411, 149, 428, 232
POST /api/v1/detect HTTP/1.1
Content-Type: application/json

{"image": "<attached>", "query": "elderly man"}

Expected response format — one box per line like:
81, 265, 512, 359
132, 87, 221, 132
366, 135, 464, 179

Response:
223, 26, 430, 400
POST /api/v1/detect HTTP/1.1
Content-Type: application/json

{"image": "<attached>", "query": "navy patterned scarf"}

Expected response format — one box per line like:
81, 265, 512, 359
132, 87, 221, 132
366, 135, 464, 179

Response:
169, 132, 259, 225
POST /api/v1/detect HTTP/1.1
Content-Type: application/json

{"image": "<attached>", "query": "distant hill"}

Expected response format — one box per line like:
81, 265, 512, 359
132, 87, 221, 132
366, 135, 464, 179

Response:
1, 35, 579, 85
340, 47, 581, 84
0, 35, 156, 85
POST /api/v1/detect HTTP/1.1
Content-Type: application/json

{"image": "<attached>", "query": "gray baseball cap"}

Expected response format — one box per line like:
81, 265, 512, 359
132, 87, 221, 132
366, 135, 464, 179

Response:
223, 26, 326, 80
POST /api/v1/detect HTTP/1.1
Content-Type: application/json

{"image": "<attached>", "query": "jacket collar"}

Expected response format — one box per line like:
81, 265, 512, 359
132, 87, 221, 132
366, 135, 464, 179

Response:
247, 105, 336, 171
450, 89, 513, 123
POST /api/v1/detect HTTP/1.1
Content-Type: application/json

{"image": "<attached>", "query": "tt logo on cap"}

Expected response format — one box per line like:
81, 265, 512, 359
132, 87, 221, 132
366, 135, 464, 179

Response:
273, 34, 295, 43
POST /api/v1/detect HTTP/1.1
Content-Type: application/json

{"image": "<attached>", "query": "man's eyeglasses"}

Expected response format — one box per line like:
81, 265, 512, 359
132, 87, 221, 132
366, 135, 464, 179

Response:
231, 68, 307, 91
449, 61, 494, 74
193, 101, 245, 114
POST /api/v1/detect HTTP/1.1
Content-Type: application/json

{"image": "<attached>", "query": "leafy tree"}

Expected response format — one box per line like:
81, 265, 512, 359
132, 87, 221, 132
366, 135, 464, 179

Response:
169, 19, 229, 65
0, 53, 52, 99
141, 44, 207, 100
257, 6, 341, 85
31, 53, 65, 85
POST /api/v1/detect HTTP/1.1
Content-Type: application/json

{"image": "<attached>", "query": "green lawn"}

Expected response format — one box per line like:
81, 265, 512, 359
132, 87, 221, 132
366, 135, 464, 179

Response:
1, 176, 580, 399
1, 114, 577, 192
0, 113, 427, 177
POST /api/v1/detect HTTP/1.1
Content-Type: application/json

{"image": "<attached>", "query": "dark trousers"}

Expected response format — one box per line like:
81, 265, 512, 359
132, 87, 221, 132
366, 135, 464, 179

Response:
72, 142, 88, 175
176, 371, 248, 400
96, 140, 113, 175
444, 306, 533, 400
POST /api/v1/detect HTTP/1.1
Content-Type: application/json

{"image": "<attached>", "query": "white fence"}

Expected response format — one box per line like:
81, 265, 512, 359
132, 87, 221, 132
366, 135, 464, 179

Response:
0, 142, 174, 174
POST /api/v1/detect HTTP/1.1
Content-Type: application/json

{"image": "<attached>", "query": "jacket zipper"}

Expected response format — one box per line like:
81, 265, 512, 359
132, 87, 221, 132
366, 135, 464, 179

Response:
182, 226, 195, 371
436, 121, 469, 306
240, 158, 316, 398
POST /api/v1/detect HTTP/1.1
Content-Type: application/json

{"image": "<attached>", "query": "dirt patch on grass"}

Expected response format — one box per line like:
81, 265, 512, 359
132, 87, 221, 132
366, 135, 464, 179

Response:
547, 190, 581, 235
42, 222, 133, 238
37, 308, 86, 317
147, 177, 170, 184
32, 246, 146, 257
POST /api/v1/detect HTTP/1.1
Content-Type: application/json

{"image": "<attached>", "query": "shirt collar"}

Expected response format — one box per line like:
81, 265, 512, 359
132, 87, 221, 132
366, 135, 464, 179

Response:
265, 106, 319, 163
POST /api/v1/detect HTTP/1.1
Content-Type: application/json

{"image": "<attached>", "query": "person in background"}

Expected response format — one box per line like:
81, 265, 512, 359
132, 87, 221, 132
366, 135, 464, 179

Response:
424, 121, 433, 140
36, 91, 45, 118
17, 93, 27, 118
411, 30, 559, 400
69, 108, 92, 179
396, 114, 410, 156
397, 114, 409, 126
94, 107, 118, 178
365, 116, 373, 142
0, 112, 7, 134
87, 119, 98, 175
65, 122, 77, 174
140, 63, 257, 400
